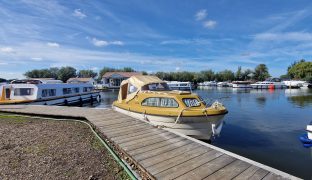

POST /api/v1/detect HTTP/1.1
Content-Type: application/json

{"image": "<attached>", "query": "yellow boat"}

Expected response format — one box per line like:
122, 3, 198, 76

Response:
112, 75, 228, 140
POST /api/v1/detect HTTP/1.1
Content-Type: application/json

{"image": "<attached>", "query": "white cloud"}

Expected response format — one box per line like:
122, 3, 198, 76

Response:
161, 39, 210, 45
110, 41, 124, 45
203, 20, 217, 29
0, 47, 14, 53
175, 67, 180, 71
91, 38, 124, 47
73, 9, 86, 19
31, 57, 43, 61
195, 9, 207, 21
0, 62, 9, 65
47, 42, 60, 47
92, 38, 109, 47
253, 32, 312, 41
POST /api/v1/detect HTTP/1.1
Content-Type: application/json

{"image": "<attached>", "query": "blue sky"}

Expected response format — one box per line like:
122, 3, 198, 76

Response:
0, 0, 312, 79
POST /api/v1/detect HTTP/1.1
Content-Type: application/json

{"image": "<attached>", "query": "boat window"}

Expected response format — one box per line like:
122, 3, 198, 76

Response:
141, 83, 170, 91
128, 83, 137, 94
42, 89, 56, 97
83, 87, 93, 92
142, 97, 178, 108
183, 98, 201, 107
72, 87, 80, 93
14, 88, 34, 96
63, 88, 72, 95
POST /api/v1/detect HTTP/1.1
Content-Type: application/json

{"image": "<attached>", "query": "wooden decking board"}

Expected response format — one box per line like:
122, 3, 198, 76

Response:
175, 154, 236, 180
146, 145, 211, 175
155, 150, 224, 179
0, 105, 298, 180
119, 131, 173, 147
120, 133, 179, 152
113, 129, 166, 144
203, 159, 251, 180
128, 136, 186, 156
233, 165, 262, 180
249, 168, 270, 179
133, 140, 193, 162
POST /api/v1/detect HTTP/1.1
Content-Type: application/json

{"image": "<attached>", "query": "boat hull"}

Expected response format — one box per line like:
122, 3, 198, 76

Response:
0, 92, 101, 106
112, 106, 225, 140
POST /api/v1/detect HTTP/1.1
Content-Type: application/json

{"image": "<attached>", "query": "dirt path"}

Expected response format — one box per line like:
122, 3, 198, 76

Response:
0, 114, 129, 180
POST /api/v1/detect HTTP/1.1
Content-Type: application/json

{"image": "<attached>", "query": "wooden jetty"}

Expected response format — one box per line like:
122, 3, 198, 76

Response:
0, 105, 300, 180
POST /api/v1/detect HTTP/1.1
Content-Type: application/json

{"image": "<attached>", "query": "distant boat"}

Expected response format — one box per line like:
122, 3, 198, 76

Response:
301, 82, 312, 89
166, 81, 194, 91
251, 78, 286, 89
283, 80, 306, 89
232, 81, 252, 88
199, 81, 217, 86
0, 79, 100, 106
217, 82, 232, 87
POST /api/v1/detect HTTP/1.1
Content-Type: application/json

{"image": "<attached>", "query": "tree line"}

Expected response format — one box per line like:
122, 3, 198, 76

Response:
22, 60, 311, 83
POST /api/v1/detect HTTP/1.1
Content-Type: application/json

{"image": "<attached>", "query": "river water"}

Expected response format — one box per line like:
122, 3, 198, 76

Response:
96, 87, 312, 179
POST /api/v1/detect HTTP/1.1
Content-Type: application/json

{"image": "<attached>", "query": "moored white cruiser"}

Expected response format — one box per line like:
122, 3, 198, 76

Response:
0, 79, 100, 106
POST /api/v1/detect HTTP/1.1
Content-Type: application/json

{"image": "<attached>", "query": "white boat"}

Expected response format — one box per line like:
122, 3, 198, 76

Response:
217, 82, 232, 87
166, 81, 194, 91
301, 82, 312, 89
251, 78, 286, 89
232, 81, 252, 88
283, 80, 306, 89
0, 79, 100, 106
200, 81, 217, 86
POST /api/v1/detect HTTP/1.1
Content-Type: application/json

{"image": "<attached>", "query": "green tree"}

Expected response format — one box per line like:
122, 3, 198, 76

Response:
235, 66, 242, 80
142, 71, 148, 75
241, 69, 253, 81
122, 67, 135, 72
201, 70, 215, 81
57, 66, 77, 82
78, 70, 97, 78
253, 64, 270, 81
216, 70, 235, 81
287, 61, 312, 80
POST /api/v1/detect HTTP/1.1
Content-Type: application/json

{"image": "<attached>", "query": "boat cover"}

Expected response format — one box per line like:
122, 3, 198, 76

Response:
118, 75, 164, 103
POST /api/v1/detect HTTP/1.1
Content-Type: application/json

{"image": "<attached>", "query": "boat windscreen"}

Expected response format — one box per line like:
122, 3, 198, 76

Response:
141, 83, 170, 91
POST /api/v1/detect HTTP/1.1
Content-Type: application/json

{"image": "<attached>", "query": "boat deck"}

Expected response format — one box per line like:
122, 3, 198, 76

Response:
0, 105, 300, 180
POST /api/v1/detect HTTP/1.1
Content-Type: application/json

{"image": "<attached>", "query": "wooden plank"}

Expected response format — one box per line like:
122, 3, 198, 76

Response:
233, 166, 262, 180
102, 126, 155, 139
121, 133, 178, 152
155, 150, 223, 179
119, 131, 174, 148
249, 168, 270, 179
203, 159, 251, 180
133, 139, 193, 162
111, 128, 165, 142
262, 173, 286, 180
146, 145, 211, 175
175, 154, 236, 180
113, 129, 166, 144
127, 136, 185, 156
103, 124, 151, 135
95, 119, 145, 130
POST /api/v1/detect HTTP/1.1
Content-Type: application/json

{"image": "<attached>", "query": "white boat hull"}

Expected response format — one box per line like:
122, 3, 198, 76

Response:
112, 106, 226, 140
7, 92, 101, 106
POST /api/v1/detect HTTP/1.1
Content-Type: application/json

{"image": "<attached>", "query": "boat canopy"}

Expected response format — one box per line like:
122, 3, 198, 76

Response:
118, 75, 164, 103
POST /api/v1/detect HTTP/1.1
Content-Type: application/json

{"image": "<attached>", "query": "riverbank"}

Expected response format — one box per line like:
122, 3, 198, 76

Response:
0, 114, 129, 179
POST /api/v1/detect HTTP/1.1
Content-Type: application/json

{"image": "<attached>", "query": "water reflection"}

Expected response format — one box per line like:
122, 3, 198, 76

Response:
285, 89, 312, 108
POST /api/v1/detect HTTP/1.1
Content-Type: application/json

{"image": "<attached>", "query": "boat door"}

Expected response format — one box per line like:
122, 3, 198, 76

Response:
5, 87, 11, 99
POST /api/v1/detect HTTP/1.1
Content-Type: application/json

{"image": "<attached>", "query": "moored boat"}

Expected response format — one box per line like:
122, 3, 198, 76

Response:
251, 78, 286, 89
112, 75, 228, 140
232, 81, 252, 88
283, 80, 306, 89
217, 82, 232, 87
0, 79, 100, 106
166, 81, 194, 91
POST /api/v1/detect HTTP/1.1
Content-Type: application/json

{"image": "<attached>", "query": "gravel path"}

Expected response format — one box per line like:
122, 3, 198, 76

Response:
0, 115, 129, 180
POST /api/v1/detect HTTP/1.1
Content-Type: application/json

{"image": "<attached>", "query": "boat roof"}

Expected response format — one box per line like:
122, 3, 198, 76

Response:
120, 75, 164, 88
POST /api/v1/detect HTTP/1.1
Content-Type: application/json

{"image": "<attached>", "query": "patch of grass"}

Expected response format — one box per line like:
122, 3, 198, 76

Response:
91, 136, 103, 150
